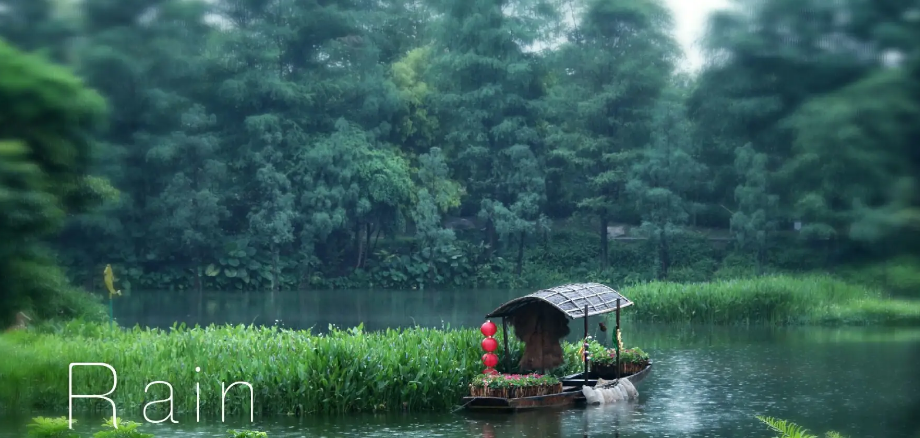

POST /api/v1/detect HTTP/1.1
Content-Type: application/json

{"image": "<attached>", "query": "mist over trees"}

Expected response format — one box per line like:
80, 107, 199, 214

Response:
1, 0, 919, 306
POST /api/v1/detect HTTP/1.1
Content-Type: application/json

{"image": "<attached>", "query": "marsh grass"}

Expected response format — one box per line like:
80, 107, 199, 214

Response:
2, 275, 917, 418
0, 321, 583, 417
618, 274, 920, 326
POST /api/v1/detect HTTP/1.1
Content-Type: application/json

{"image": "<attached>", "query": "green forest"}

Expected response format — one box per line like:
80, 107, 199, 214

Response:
2, 0, 920, 324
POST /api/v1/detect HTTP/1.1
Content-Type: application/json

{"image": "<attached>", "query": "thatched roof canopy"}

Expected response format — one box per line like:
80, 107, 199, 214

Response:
485, 283, 633, 320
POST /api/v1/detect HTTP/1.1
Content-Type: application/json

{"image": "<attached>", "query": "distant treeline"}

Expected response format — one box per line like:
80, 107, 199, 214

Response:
1, 0, 919, 299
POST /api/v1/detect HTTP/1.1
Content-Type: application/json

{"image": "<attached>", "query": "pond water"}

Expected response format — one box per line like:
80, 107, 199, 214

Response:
3, 289, 920, 437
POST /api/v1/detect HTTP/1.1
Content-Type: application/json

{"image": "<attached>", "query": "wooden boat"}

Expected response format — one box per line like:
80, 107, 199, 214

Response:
461, 362, 653, 412
461, 283, 650, 412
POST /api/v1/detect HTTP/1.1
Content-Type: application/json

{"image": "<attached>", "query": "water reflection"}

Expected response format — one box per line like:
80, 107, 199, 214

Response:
112, 289, 532, 332
466, 411, 565, 437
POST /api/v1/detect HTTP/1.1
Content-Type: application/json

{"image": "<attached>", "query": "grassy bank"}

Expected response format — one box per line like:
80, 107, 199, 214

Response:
0, 321, 583, 417
619, 274, 920, 326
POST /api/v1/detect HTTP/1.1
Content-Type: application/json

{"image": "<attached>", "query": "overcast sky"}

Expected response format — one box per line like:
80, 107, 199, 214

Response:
665, 0, 731, 72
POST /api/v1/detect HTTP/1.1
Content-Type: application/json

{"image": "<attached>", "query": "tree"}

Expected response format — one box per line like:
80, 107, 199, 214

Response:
426, 0, 557, 275
730, 143, 778, 272
626, 85, 706, 279
544, 0, 679, 268
412, 147, 463, 286
0, 38, 111, 325
687, 0, 883, 229
782, 68, 920, 254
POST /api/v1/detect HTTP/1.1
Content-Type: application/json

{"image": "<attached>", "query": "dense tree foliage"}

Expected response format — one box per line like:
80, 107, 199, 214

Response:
1, 0, 919, 298
0, 38, 110, 325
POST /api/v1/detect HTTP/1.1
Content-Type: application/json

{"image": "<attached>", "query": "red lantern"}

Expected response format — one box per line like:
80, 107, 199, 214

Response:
481, 337, 498, 352
482, 353, 498, 368
482, 368, 499, 375
480, 320, 497, 337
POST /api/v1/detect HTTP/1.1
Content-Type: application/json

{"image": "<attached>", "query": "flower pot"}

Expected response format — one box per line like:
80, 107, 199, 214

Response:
590, 360, 649, 379
469, 382, 563, 398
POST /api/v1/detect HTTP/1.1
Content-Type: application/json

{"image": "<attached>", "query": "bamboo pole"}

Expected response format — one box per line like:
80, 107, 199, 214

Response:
583, 304, 589, 386
502, 317, 510, 371
615, 298, 621, 380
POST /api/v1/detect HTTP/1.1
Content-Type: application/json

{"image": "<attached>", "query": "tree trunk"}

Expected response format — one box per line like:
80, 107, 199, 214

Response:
658, 229, 670, 280
364, 222, 373, 267
516, 231, 525, 276
272, 249, 279, 302
354, 221, 364, 269
600, 215, 609, 269
195, 250, 203, 296
486, 219, 496, 258
371, 225, 383, 253
427, 241, 436, 288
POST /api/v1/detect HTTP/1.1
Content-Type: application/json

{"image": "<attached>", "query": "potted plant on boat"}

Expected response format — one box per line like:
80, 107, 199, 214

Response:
469, 373, 563, 398
586, 339, 650, 378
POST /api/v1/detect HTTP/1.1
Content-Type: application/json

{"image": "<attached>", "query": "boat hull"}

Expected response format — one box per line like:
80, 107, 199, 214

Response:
460, 390, 581, 412
461, 362, 653, 412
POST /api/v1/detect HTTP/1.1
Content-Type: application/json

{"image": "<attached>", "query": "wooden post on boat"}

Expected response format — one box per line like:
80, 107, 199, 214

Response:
501, 317, 511, 371
583, 304, 589, 386
615, 298, 621, 380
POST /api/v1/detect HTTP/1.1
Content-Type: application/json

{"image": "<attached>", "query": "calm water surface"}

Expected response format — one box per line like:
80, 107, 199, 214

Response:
2, 289, 919, 437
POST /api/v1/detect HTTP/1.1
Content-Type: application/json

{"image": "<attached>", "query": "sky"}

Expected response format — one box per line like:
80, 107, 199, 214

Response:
664, 0, 731, 72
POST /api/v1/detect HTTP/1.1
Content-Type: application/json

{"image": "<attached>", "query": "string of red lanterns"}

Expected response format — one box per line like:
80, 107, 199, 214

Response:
480, 320, 499, 374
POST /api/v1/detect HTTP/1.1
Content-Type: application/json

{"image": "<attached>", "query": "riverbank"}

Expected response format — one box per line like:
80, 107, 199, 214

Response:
622, 274, 920, 326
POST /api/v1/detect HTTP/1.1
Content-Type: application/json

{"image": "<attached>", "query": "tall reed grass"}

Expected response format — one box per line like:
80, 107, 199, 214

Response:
619, 274, 920, 326
0, 321, 583, 417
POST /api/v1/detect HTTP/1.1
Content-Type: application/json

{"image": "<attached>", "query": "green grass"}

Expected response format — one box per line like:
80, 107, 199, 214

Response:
616, 274, 920, 326
835, 256, 920, 299
0, 321, 584, 417
24, 415, 267, 438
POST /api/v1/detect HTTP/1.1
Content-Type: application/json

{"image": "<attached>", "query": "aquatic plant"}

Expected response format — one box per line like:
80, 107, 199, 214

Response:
618, 274, 920, 326
756, 415, 847, 438
0, 321, 584, 417
92, 418, 153, 438
586, 342, 649, 366
26, 416, 80, 438
227, 430, 268, 438
22, 416, 269, 438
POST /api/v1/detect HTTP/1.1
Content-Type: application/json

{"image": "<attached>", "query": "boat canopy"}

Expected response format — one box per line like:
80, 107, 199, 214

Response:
485, 283, 633, 320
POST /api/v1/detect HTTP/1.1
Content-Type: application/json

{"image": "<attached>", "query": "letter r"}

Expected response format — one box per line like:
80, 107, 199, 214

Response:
69, 363, 118, 429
